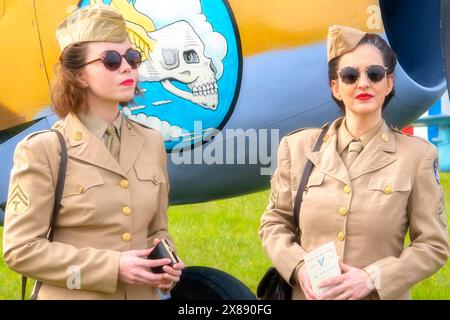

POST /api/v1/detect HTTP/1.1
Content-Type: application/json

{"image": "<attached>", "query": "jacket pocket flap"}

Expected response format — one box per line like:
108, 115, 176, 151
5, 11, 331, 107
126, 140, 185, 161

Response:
306, 171, 325, 188
63, 169, 104, 197
368, 176, 411, 192
134, 164, 167, 184
292, 171, 325, 191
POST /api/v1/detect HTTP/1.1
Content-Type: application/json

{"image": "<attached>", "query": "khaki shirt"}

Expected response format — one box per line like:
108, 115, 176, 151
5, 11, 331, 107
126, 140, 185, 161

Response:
259, 116, 449, 300
77, 110, 122, 146
3, 112, 172, 300
337, 118, 383, 160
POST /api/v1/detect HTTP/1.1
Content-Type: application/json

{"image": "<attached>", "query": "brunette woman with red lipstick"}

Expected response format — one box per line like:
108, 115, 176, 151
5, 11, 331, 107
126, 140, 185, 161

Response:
3, 5, 184, 300
259, 25, 448, 300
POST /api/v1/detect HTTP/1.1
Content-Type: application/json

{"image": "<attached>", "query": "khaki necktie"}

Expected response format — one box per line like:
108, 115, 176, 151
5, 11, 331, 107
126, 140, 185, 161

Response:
106, 124, 120, 162
345, 139, 363, 168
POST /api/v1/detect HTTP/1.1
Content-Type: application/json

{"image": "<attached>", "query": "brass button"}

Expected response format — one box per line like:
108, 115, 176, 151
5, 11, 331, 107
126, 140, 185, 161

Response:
152, 175, 159, 184
339, 207, 348, 216
323, 134, 330, 143
77, 185, 84, 194
122, 233, 132, 242
127, 122, 132, 130
381, 133, 389, 142
119, 179, 129, 189
74, 131, 83, 141
338, 232, 346, 241
384, 185, 393, 195
343, 185, 351, 194
122, 206, 132, 216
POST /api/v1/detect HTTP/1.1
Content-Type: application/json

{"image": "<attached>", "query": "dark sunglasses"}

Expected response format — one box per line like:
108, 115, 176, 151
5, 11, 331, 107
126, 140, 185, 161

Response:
80, 48, 142, 71
338, 65, 390, 85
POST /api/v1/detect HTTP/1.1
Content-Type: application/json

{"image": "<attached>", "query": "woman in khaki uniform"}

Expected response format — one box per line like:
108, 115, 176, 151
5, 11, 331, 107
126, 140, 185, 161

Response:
2, 4, 183, 299
259, 25, 449, 300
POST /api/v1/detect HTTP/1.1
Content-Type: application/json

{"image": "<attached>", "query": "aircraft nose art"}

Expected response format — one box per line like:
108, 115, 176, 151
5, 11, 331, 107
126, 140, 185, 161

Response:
79, 0, 242, 152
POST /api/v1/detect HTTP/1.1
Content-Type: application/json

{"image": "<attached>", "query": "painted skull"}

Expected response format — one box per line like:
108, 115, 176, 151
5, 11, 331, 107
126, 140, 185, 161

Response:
139, 21, 219, 110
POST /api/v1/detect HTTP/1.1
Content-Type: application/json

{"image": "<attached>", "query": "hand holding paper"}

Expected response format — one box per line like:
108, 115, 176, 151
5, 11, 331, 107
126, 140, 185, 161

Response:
304, 241, 341, 296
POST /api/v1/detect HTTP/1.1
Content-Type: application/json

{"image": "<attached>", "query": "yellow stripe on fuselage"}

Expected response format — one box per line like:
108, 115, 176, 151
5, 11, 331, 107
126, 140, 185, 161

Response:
0, 0, 382, 130
229, 0, 382, 56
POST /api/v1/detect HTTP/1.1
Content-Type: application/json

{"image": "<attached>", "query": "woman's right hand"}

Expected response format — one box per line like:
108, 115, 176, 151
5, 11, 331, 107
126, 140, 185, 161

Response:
118, 248, 171, 287
297, 264, 321, 300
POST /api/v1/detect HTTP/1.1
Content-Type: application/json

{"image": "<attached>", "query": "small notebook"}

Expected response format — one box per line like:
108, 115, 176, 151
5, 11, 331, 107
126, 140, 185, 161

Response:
304, 241, 342, 295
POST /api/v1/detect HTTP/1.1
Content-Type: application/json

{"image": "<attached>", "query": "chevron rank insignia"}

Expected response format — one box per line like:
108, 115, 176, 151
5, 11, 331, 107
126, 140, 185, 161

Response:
6, 180, 30, 216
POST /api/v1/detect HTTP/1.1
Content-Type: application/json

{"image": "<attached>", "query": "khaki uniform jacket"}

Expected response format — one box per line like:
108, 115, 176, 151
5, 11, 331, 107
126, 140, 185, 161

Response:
3, 112, 172, 300
259, 117, 449, 300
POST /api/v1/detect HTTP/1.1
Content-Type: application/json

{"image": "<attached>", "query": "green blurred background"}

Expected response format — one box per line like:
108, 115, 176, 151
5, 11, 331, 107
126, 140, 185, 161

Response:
1, 173, 448, 300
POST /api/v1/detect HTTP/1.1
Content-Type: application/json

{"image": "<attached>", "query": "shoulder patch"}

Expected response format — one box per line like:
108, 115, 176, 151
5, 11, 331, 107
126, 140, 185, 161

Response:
6, 180, 30, 216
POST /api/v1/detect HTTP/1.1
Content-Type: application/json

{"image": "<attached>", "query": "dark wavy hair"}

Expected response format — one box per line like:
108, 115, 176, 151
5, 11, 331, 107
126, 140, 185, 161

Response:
328, 33, 397, 113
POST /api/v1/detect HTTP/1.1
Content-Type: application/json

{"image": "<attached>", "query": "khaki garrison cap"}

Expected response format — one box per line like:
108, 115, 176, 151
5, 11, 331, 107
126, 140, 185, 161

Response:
327, 25, 367, 62
56, 4, 128, 52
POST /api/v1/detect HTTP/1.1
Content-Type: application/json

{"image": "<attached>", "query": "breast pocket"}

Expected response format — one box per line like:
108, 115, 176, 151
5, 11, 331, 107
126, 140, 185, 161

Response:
367, 176, 411, 212
292, 170, 325, 192
134, 164, 167, 186
133, 163, 168, 220
60, 169, 105, 226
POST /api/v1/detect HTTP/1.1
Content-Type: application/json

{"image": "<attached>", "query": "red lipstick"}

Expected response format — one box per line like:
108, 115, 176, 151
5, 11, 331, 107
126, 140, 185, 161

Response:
356, 93, 373, 100
120, 79, 134, 86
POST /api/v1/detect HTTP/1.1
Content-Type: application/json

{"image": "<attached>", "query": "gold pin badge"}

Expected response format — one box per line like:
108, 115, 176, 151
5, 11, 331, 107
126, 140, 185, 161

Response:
381, 133, 389, 142
122, 233, 132, 242
339, 207, 348, 216
323, 134, 330, 143
384, 185, 393, 195
74, 131, 83, 141
343, 185, 351, 194
119, 179, 129, 189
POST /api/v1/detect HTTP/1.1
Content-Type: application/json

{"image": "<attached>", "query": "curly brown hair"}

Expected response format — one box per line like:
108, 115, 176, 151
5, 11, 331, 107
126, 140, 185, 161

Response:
50, 43, 141, 118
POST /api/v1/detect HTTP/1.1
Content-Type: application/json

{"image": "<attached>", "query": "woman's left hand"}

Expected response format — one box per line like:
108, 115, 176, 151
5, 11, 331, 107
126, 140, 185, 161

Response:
318, 259, 374, 300
152, 238, 185, 290
158, 262, 185, 290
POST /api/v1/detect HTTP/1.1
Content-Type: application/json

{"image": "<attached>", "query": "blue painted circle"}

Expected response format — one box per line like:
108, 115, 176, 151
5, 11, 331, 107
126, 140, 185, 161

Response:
78, 0, 242, 152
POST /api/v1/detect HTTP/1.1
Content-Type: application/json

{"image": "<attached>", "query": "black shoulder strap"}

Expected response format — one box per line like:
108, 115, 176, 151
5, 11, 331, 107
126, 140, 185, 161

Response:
292, 124, 329, 237
47, 129, 67, 241
22, 129, 67, 300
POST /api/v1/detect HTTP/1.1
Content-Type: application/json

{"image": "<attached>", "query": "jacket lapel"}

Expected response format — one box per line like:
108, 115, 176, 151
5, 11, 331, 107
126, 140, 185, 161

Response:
306, 118, 351, 186
64, 112, 125, 177
119, 117, 145, 175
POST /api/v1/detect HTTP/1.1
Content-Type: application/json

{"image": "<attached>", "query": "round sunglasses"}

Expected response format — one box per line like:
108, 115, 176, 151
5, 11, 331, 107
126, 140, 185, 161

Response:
80, 48, 142, 71
338, 65, 390, 85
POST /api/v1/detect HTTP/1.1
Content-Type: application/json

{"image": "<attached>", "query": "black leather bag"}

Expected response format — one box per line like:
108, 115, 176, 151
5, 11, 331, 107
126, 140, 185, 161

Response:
257, 266, 292, 300
256, 125, 329, 300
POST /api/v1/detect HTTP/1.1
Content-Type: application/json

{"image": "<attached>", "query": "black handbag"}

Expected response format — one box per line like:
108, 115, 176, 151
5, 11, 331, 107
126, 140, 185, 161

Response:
21, 129, 67, 300
257, 125, 329, 300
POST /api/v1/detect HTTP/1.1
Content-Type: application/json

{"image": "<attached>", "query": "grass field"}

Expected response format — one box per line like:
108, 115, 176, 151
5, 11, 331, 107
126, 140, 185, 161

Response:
0, 174, 449, 300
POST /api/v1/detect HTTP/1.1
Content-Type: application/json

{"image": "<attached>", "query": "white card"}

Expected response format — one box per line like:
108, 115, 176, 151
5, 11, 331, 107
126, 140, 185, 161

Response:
304, 241, 341, 295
